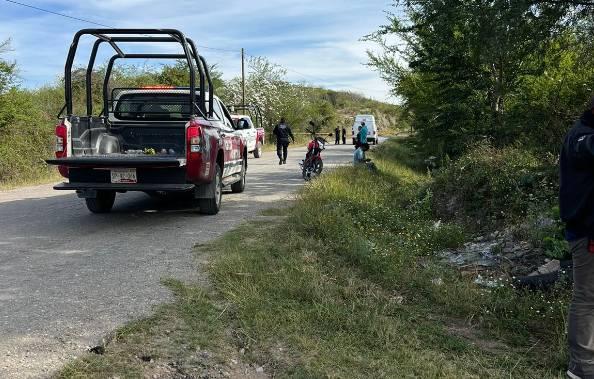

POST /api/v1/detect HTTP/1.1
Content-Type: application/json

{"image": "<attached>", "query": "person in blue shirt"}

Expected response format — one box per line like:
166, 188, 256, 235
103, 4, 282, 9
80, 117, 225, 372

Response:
359, 121, 368, 145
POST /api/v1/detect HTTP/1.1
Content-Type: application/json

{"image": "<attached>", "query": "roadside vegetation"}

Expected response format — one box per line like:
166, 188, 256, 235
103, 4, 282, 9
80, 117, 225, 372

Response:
364, 1, 594, 274
57, 138, 570, 378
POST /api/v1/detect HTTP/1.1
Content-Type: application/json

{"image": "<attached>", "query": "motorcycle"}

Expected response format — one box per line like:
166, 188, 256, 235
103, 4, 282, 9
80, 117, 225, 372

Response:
299, 122, 329, 181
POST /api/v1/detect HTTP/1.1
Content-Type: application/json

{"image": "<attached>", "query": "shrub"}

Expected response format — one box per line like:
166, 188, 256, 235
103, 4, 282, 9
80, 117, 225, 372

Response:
0, 89, 55, 185
431, 142, 558, 229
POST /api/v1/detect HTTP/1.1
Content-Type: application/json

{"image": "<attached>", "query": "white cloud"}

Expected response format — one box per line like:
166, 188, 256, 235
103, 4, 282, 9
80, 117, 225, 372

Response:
0, 0, 396, 102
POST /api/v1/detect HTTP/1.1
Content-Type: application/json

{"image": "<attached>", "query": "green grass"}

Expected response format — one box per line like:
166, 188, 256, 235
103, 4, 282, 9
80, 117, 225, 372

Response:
0, 170, 60, 190
57, 138, 571, 378
205, 139, 570, 377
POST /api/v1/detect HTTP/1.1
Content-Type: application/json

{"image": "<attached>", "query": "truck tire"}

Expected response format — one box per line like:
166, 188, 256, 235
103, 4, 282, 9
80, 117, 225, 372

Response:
85, 190, 116, 213
199, 164, 222, 215
253, 141, 263, 158
231, 158, 247, 193
373, 138, 377, 145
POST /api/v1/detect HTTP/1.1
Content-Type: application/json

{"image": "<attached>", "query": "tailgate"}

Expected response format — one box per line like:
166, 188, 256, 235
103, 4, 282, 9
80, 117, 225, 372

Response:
46, 155, 186, 168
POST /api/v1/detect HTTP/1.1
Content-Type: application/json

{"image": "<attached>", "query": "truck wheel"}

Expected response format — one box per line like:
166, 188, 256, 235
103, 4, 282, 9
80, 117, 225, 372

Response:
85, 190, 116, 213
373, 138, 377, 145
231, 158, 247, 193
199, 164, 222, 215
253, 141, 263, 158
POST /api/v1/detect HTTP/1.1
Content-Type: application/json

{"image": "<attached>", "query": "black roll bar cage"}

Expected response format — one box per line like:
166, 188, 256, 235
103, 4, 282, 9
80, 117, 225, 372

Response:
64, 29, 214, 118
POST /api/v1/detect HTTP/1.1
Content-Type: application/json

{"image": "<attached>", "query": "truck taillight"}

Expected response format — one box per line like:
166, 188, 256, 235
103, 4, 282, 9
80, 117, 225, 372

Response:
186, 120, 205, 181
187, 123, 202, 154
55, 123, 67, 158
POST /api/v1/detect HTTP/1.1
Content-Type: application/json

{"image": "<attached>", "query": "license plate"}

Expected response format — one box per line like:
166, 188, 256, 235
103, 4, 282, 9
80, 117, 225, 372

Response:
110, 168, 137, 184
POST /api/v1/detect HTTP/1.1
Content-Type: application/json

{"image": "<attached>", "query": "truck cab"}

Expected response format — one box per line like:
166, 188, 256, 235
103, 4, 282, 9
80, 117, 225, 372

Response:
46, 29, 246, 215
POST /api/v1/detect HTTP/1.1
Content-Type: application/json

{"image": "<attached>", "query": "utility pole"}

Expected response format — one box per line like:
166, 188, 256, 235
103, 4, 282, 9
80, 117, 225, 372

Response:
241, 48, 246, 107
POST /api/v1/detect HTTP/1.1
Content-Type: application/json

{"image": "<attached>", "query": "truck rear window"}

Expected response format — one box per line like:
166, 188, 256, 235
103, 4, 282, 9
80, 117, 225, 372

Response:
114, 93, 195, 121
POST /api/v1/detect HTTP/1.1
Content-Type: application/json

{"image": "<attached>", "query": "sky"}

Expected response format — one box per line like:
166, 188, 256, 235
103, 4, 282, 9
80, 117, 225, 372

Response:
0, 0, 396, 103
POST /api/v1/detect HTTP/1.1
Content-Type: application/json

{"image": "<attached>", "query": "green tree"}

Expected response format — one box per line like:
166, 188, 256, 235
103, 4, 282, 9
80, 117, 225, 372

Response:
366, 0, 594, 156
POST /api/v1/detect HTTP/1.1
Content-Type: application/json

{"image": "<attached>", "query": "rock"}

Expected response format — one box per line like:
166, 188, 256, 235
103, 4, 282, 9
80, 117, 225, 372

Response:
239, 348, 245, 355
537, 259, 560, 275
87, 345, 104, 355
504, 250, 526, 260
431, 278, 443, 286
256, 366, 264, 373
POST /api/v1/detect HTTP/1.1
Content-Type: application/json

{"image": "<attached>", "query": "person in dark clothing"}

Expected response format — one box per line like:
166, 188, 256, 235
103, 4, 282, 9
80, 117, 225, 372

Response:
560, 96, 594, 379
342, 127, 347, 144
272, 117, 295, 165
334, 127, 340, 145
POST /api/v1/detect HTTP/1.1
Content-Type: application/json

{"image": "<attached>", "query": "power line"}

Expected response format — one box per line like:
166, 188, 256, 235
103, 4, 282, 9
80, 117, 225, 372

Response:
195, 45, 240, 53
3, 0, 241, 53
3, 0, 112, 28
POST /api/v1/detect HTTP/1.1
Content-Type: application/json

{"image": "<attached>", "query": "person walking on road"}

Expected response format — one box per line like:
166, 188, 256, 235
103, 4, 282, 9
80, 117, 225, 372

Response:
560, 96, 594, 379
334, 127, 340, 145
342, 126, 347, 144
272, 117, 294, 165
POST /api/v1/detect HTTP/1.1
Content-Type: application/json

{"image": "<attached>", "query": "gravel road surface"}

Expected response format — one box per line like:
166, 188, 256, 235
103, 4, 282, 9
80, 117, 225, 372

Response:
0, 143, 355, 378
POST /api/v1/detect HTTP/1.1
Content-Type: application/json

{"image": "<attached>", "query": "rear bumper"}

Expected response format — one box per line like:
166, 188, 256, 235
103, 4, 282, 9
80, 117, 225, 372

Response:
54, 182, 195, 192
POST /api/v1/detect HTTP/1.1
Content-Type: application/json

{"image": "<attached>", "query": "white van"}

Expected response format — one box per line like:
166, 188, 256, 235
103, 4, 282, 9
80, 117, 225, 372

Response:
352, 114, 378, 145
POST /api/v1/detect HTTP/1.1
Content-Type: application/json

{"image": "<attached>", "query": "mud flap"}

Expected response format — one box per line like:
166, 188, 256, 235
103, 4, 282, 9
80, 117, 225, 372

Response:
194, 180, 216, 199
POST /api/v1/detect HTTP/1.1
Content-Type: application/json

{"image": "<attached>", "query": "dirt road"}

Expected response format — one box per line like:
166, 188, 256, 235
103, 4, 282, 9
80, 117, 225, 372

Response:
0, 143, 354, 378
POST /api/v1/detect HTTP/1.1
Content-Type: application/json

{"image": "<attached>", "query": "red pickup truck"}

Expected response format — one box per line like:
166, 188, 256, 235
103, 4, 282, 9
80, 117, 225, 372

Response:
46, 29, 246, 215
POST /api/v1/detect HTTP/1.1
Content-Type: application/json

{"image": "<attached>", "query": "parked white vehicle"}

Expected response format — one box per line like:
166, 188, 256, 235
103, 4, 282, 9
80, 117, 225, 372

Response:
231, 114, 265, 158
351, 114, 378, 145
